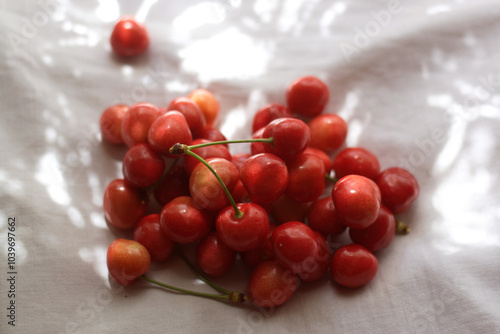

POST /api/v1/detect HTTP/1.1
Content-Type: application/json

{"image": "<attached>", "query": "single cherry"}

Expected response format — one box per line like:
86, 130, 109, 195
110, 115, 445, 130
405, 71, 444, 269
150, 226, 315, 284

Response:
376, 167, 419, 214
106, 239, 151, 286
196, 232, 236, 277
110, 16, 149, 57
122, 143, 165, 188
100, 104, 128, 144
133, 214, 175, 262
308, 114, 347, 152
286, 76, 329, 117
332, 147, 380, 180
121, 103, 162, 147
167, 97, 206, 138
262, 118, 310, 161
285, 152, 325, 203
148, 111, 193, 157
247, 260, 298, 308
349, 205, 396, 252
188, 88, 220, 127
331, 175, 381, 229
330, 244, 378, 288
103, 179, 148, 229
306, 196, 346, 237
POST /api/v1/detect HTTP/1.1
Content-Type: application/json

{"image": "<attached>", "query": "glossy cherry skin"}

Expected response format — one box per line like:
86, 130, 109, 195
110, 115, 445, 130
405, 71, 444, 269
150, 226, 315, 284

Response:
298, 231, 331, 282
332, 147, 380, 181
148, 111, 193, 157
306, 196, 346, 237
262, 118, 311, 161
376, 167, 419, 214
100, 104, 128, 144
247, 260, 298, 308
349, 205, 396, 252
241, 224, 277, 268
216, 203, 270, 252
285, 153, 325, 203
133, 214, 175, 262
330, 244, 378, 288
188, 89, 220, 127
271, 221, 319, 274
103, 179, 148, 229
286, 76, 329, 117
252, 103, 292, 133
240, 153, 289, 205
153, 164, 190, 206
304, 147, 332, 173
332, 175, 381, 229
270, 195, 311, 225
196, 232, 236, 277
167, 97, 206, 138
189, 158, 239, 211
106, 239, 151, 286
122, 143, 165, 188
250, 127, 267, 156
183, 139, 232, 176
308, 114, 347, 152
160, 196, 211, 243
121, 103, 162, 147
110, 16, 149, 57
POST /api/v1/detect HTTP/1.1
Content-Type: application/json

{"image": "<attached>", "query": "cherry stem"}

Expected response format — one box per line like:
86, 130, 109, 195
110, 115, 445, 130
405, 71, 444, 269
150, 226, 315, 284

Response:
181, 149, 244, 219
187, 137, 274, 150
325, 173, 338, 183
141, 275, 247, 303
175, 248, 231, 295
396, 220, 410, 234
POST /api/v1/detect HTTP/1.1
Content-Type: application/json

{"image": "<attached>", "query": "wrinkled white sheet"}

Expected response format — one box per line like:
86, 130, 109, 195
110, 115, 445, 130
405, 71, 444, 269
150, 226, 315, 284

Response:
1, 1, 500, 333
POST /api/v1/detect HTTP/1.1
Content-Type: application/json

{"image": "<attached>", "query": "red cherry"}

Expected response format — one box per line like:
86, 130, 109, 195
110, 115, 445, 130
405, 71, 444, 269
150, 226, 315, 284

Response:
271, 221, 318, 275
100, 104, 128, 144
247, 260, 298, 308
331, 175, 381, 229
189, 158, 239, 211
308, 114, 347, 151
148, 111, 193, 157
376, 167, 419, 214
121, 103, 162, 147
330, 244, 378, 288
286, 76, 329, 117
122, 143, 165, 188
188, 89, 220, 127
183, 139, 232, 176
332, 147, 380, 181
103, 179, 148, 229
216, 203, 270, 252
133, 214, 175, 262
349, 205, 396, 252
306, 196, 346, 237
252, 103, 292, 133
239, 153, 289, 205
106, 239, 151, 286
231, 180, 251, 203
167, 97, 206, 138
110, 16, 149, 57
153, 164, 190, 206
297, 231, 331, 282
160, 196, 211, 243
285, 152, 325, 203
250, 127, 267, 156
196, 126, 228, 145
262, 118, 310, 161
196, 232, 236, 277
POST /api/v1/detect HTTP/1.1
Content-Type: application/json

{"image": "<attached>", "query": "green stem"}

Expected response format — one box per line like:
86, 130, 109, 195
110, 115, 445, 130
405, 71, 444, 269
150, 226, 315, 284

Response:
175, 249, 231, 295
141, 275, 247, 303
183, 149, 243, 219
325, 173, 338, 183
187, 138, 273, 150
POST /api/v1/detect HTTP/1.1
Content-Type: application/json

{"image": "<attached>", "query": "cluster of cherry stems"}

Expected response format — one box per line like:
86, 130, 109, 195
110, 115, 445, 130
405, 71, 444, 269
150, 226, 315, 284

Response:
102, 17, 419, 308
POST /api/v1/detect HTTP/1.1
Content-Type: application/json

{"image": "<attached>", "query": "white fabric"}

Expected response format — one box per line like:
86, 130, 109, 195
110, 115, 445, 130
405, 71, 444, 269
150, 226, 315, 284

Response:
1, 1, 500, 333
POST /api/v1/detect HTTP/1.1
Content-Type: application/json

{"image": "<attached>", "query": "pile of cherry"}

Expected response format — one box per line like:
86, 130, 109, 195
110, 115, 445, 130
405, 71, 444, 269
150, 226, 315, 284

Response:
101, 75, 419, 308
